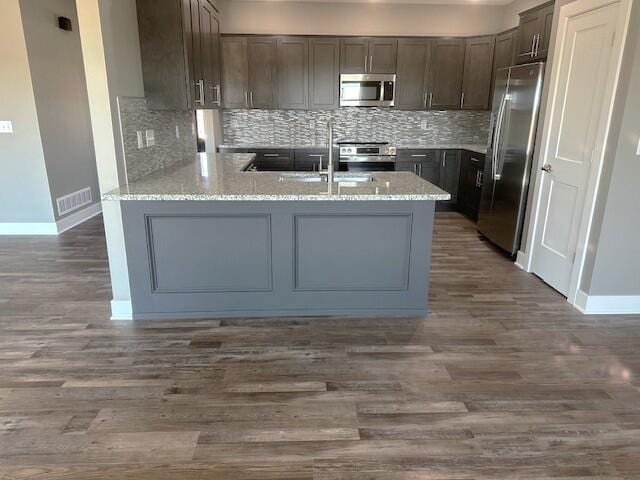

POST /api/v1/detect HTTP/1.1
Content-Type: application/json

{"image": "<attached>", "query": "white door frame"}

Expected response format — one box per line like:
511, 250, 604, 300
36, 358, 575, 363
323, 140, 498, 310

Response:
521, 0, 633, 307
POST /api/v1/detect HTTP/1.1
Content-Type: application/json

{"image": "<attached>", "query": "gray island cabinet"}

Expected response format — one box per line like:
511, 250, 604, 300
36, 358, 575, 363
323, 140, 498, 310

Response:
103, 153, 449, 320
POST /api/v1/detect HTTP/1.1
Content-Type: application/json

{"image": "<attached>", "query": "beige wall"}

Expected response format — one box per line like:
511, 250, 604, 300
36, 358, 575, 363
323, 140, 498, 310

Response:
0, 0, 54, 224
581, 1, 640, 296
220, 0, 507, 36
502, 0, 551, 29
21, 0, 100, 221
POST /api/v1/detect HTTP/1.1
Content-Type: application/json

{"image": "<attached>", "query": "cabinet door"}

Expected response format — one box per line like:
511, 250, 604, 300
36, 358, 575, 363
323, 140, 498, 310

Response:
222, 37, 248, 108
457, 151, 485, 221
277, 37, 308, 110
294, 149, 336, 171
536, 4, 555, 59
247, 37, 278, 109
493, 29, 516, 73
340, 38, 369, 74
198, 0, 222, 107
368, 38, 397, 74
309, 38, 340, 110
516, 11, 542, 63
438, 150, 462, 202
461, 36, 495, 110
395, 39, 431, 110
427, 38, 465, 110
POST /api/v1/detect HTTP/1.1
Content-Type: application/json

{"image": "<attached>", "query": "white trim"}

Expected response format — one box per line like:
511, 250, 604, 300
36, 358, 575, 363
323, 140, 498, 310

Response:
574, 290, 640, 314
0, 202, 102, 236
56, 202, 102, 233
514, 250, 529, 271
0, 222, 59, 235
110, 300, 133, 320
522, 0, 633, 305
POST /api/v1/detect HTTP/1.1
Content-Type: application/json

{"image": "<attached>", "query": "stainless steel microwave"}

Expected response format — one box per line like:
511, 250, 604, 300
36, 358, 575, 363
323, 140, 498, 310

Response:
339, 74, 396, 107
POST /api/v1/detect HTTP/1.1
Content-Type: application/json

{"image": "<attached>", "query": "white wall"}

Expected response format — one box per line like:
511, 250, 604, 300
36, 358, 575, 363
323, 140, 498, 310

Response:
20, 0, 100, 221
502, 0, 551, 30
220, 0, 508, 36
0, 0, 55, 224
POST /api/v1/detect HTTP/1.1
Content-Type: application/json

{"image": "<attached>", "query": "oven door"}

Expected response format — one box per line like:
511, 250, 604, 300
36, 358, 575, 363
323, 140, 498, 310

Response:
340, 74, 395, 107
339, 156, 396, 172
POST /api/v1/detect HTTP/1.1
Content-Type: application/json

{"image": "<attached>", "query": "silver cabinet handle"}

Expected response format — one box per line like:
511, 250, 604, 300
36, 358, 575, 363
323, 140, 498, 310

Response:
442, 151, 446, 168
428, 92, 433, 108
309, 154, 324, 158
471, 156, 480, 163
418, 163, 423, 177
411, 154, 426, 158
212, 84, 221, 106
369, 55, 373, 72
423, 93, 428, 109
364, 55, 368, 72
195, 80, 205, 106
531, 35, 536, 57
244, 91, 249, 108
460, 92, 465, 108
413, 164, 418, 174
250, 91, 254, 108
475, 170, 484, 187
535, 34, 541, 56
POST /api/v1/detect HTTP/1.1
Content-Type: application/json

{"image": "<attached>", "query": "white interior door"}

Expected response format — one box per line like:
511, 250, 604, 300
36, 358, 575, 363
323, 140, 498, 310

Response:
531, 0, 624, 296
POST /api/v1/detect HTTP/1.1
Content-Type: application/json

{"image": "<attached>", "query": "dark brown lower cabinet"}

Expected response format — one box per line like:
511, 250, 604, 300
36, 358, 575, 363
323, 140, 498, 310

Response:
396, 150, 440, 185
293, 148, 338, 171
253, 149, 294, 171
438, 150, 462, 210
457, 151, 486, 221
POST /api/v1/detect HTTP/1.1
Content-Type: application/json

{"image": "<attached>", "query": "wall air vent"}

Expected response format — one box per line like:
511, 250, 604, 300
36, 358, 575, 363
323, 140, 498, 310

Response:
56, 187, 92, 216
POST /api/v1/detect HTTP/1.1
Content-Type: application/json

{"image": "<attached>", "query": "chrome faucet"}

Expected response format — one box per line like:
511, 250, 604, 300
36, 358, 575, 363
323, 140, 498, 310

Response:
320, 121, 335, 184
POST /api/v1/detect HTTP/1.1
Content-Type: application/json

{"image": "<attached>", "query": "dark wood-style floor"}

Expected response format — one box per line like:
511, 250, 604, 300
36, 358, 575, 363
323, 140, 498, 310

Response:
0, 213, 639, 479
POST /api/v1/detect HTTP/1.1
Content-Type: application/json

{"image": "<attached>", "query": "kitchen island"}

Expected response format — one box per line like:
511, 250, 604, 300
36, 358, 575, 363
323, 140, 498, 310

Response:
103, 152, 450, 319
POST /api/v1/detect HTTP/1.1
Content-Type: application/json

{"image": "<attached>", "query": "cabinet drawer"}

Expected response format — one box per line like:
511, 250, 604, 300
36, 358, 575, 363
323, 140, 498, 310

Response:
254, 149, 294, 171
467, 152, 486, 171
397, 149, 437, 162
294, 149, 331, 171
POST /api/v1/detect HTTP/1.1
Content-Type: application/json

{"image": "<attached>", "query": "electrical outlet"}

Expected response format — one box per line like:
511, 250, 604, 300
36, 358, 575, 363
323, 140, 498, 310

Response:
145, 129, 155, 147
420, 120, 428, 130
136, 131, 144, 149
0, 121, 13, 133
175, 125, 180, 139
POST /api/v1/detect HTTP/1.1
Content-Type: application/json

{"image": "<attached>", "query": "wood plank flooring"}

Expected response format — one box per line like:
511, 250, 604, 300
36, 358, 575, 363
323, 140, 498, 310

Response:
0, 213, 639, 479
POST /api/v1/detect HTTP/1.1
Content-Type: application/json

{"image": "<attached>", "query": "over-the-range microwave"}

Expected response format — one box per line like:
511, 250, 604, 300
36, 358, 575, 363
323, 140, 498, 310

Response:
339, 73, 396, 107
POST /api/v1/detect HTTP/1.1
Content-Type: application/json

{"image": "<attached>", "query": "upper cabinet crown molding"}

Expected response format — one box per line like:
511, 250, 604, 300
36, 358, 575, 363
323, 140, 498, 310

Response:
137, 0, 222, 110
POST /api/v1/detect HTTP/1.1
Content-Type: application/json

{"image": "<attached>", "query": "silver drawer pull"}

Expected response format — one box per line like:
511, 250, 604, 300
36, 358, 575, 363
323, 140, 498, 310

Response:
309, 154, 324, 158
410, 154, 426, 158
263, 154, 281, 157
471, 157, 480, 163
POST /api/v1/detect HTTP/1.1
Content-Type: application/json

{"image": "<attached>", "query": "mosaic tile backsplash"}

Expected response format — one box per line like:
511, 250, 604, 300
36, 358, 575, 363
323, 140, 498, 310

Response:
222, 108, 491, 145
118, 97, 197, 183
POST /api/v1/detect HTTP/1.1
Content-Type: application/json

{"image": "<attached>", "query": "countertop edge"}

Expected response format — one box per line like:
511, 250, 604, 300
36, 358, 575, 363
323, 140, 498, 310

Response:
102, 194, 452, 202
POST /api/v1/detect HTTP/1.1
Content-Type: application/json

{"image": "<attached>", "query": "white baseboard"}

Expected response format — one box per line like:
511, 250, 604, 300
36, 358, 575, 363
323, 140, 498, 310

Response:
574, 289, 640, 314
0, 203, 102, 236
56, 202, 102, 233
110, 300, 133, 320
0, 222, 59, 235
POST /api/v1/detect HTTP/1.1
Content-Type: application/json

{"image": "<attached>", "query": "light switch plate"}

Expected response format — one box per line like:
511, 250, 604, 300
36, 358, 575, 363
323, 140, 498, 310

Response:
136, 131, 144, 149
0, 121, 13, 133
145, 129, 155, 147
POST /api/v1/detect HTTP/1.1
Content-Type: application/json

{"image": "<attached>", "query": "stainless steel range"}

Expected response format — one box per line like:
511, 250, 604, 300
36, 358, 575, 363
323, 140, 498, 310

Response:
338, 141, 396, 172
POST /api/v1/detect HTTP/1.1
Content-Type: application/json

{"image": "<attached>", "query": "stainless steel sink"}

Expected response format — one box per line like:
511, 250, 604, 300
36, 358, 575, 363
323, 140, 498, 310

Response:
279, 173, 375, 183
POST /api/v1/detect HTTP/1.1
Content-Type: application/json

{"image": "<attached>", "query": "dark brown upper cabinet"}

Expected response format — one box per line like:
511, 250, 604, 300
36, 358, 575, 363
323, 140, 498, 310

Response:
395, 38, 431, 110
461, 35, 495, 110
340, 38, 397, 74
516, 1, 555, 64
247, 38, 278, 109
427, 38, 466, 110
493, 28, 517, 73
137, 0, 221, 110
222, 37, 277, 109
308, 38, 340, 110
277, 37, 309, 110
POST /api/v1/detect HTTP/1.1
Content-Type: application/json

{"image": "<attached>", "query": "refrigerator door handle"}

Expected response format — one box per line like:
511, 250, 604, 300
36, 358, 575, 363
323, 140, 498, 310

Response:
492, 94, 508, 181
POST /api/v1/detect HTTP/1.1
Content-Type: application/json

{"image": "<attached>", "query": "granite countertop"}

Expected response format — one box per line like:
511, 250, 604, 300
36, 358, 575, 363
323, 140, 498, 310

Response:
218, 142, 488, 155
102, 152, 451, 202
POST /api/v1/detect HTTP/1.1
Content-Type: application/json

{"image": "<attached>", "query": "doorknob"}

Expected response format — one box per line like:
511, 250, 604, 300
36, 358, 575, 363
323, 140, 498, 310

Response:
541, 164, 552, 173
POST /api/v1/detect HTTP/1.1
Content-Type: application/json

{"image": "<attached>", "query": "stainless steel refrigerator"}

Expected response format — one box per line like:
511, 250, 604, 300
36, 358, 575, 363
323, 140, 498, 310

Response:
478, 62, 545, 256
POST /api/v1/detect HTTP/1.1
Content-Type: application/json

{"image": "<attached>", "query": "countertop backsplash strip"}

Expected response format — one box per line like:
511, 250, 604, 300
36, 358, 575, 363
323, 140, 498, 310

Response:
118, 97, 197, 183
222, 108, 491, 146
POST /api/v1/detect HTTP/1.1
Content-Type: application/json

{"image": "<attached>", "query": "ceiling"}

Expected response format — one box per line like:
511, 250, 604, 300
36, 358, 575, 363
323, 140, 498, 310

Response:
231, 0, 513, 5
